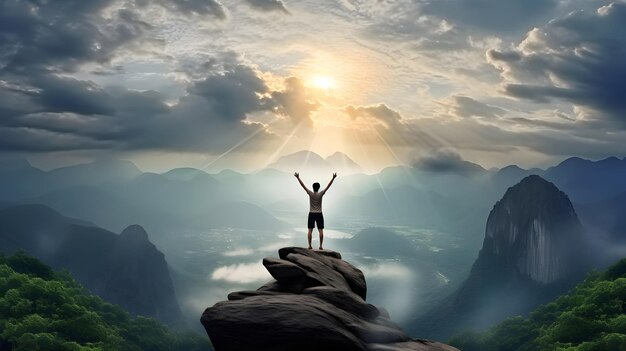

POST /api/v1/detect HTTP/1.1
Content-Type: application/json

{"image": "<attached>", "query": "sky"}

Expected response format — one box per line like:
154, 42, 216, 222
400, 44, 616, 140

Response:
1, 0, 626, 173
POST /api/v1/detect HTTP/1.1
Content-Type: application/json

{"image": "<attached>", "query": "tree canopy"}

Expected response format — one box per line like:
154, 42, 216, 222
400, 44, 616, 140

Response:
0, 251, 211, 351
449, 258, 626, 351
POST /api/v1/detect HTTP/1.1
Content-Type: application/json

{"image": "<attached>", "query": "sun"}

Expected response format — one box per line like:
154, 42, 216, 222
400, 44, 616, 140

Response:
311, 75, 335, 90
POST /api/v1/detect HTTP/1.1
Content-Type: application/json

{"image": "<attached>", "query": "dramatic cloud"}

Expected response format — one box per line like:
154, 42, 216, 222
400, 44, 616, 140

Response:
0, 0, 624, 168
423, 0, 557, 33
344, 104, 405, 130
189, 65, 269, 122
154, 0, 228, 19
342, 104, 446, 152
488, 2, 626, 124
0, 0, 291, 154
444, 95, 507, 118
413, 149, 485, 174
0, 0, 150, 73
244, 0, 288, 13
269, 77, 319, 126
365, 12, 470, 52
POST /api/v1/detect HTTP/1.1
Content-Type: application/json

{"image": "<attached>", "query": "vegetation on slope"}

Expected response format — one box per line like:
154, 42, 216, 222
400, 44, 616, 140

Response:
449, 258, 626, 351
0, 251, 211, 351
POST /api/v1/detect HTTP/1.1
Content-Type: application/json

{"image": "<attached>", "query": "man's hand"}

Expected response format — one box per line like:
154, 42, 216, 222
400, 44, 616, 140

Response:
332, 172, 337, 179
294, 172, 300, 178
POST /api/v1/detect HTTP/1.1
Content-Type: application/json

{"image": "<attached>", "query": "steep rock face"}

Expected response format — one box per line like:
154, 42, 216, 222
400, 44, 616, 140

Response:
0, 205, 184, 327
480, 175, 586, 284
201, 247, 458, 351
101, 225, 184, 325
409, 175, 591, 340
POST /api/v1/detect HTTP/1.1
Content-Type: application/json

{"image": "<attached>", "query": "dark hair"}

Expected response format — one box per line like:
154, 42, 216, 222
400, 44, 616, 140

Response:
313, 182, 320, 192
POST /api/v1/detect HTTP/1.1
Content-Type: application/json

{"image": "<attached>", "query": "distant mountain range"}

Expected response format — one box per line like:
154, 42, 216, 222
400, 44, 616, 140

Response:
267, 150, 362, 175
408, 175, 594, 340
1, 154, 626, 244
0, 204, 184, 328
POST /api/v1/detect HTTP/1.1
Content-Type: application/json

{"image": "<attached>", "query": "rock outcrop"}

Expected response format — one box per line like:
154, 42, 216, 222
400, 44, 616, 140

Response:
408, 175, 591, 339
481, 174, 587, 284
201, 247, 458, 351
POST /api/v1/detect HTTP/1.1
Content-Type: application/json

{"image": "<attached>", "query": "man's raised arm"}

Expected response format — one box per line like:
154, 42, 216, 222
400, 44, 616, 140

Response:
294, 172, 310, 193
323, 173, 337, 193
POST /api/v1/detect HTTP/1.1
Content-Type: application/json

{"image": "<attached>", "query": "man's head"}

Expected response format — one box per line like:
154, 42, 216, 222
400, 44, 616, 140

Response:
313, 182, 320, 192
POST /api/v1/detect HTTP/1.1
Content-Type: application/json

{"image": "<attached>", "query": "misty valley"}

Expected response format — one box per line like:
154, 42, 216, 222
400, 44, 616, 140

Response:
2, 151, 626, 349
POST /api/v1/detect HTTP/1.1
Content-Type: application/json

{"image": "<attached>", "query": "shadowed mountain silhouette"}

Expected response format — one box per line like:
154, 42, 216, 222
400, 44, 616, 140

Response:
0, 204, 184, 327
201, 247, 458, 351
408, 175, 592, 340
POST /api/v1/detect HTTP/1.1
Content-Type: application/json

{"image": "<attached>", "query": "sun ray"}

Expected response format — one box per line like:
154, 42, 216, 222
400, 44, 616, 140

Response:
199, 119, 279, 172
256, 119, 306, 173
351, 128, 398, 222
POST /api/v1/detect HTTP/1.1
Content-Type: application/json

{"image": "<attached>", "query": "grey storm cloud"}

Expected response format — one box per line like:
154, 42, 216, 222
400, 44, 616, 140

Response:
413, 149, 485, 174
0, 0, 291, 153
189, 65, 269, 122
0, 0, 150, 73
244, 0, 289, 13
0, 63, 280, 152
151, 0, 227, 19
488, 2, 626, 125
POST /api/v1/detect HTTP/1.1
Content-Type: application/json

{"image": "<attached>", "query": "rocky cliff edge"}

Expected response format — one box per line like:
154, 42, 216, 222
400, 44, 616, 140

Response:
201, 247, 458, 351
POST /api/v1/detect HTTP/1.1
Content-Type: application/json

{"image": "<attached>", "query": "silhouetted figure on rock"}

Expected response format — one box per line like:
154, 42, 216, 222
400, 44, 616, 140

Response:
294, 172, 336, 250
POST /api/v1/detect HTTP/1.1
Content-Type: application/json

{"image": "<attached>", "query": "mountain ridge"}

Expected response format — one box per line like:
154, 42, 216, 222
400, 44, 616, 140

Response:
0, 204, 185, 328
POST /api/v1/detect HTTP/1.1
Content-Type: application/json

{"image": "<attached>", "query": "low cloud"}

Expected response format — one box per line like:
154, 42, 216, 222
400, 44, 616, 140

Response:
360, 262, 412, 279
413, 149, 485, 174
211, 262, 271, 284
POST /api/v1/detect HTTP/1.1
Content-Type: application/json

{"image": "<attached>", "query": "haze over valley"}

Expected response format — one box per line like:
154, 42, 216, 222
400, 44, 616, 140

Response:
2, 151, 626, 338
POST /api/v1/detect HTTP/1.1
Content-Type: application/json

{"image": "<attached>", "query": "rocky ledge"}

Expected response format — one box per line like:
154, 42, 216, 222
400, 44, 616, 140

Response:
201, 247, 458, 351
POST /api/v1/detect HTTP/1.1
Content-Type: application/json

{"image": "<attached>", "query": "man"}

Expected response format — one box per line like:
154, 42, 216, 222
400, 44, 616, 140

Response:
294, 172, 337, 250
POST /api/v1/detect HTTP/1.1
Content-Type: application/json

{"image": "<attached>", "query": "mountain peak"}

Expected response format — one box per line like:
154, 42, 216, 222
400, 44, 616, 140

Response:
267, 150, 362, 175
120, 224, 150, 242
325, 152, 362, 172
498, 175, 572, 213
482, 175, 585, 284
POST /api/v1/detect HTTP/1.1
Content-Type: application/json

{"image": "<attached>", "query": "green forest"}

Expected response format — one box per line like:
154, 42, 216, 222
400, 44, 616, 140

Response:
0, 251, 211, 351
449, 258, 626, 351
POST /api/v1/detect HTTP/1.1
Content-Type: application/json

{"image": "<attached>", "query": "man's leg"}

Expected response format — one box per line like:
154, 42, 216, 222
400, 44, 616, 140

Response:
317, 213, 325, 250
307, 213, 314, 249
318, 228, 324, 250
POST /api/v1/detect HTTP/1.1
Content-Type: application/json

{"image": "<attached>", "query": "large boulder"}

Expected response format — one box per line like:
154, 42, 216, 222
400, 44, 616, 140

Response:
279, 246, 367, 299
201, 247, 459, 351
263, 257, 307, 281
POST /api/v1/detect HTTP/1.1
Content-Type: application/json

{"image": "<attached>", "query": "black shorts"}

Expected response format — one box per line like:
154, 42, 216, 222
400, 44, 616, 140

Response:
307, 212, 324, 229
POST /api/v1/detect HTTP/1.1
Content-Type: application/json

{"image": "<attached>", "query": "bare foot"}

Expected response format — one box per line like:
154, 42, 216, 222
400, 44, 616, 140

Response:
308, 246, 313, 249
319, 247, 324, 250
